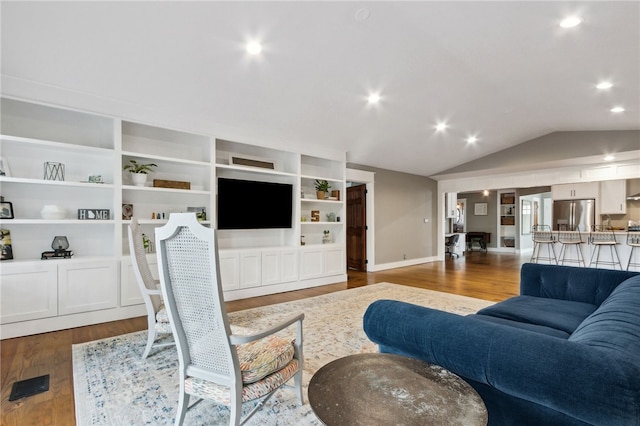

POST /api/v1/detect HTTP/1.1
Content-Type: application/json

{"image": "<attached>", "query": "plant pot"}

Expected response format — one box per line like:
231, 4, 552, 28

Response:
316, 191, 325, 200
131, 173, 147, 187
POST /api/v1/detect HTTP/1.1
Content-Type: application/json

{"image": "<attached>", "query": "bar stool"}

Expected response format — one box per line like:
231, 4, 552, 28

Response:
589, 225, 622, 270
530, 225, 557, 265
626, 230, 640, 271
557, 225, 585, 267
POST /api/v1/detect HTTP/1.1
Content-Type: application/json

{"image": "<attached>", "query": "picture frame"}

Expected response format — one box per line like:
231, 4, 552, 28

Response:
0, 229, 13, 260
0, 157, 11, 177
474, 202, 488, 216
0, 201, 14, 219
187, 206, 206, 221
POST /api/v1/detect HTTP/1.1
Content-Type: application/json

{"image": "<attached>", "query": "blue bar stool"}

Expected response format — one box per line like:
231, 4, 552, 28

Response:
589, 225, 622, 270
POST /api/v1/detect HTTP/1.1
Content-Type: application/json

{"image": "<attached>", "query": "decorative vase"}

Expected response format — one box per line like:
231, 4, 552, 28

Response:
131, 173, 147, 187
40, 205, 67, 220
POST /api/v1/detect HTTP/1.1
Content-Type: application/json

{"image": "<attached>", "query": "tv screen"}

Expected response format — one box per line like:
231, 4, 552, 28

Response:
217, 178, 293, 230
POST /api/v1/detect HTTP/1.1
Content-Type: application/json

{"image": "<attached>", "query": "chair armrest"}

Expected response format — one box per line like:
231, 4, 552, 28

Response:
230, 313, 304, 344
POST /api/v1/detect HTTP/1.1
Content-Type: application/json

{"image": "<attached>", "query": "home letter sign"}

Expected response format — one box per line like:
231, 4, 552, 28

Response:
78, 209, 110, 220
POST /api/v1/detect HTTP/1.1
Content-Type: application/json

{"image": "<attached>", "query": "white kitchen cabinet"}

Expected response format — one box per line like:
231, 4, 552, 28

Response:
58, 259, 118, 315
599, 180, 627, 214
552, 182, 599, 200
0, 262, 58, 324
446, 192, 457, 218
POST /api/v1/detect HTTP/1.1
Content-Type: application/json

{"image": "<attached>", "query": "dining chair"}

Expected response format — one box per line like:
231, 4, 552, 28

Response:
155, 213, 304, 426
128, 217, 174, 359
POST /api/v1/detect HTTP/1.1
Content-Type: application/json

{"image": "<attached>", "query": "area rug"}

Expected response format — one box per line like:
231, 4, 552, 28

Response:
73, 283, 493, 425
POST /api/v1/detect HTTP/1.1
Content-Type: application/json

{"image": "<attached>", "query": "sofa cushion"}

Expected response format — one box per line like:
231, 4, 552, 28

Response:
569, 275, 640, 360
468, 314, 571, 338
476, 295, 597, 334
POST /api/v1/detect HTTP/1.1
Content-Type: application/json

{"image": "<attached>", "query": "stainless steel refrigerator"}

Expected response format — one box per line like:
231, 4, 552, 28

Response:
552, 199, 596, 231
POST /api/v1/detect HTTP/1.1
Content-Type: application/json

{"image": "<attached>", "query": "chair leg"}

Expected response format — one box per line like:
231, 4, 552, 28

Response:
142, 328, 156, 360
294, 369, 304, 405
174, 390, 189, 426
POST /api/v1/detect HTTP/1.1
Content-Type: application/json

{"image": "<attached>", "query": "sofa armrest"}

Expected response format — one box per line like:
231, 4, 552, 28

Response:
363, 299, 640, 425
519, 263, 638, 305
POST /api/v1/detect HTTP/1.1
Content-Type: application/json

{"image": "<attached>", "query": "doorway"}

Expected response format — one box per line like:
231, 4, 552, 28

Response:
347, 184, 367, 271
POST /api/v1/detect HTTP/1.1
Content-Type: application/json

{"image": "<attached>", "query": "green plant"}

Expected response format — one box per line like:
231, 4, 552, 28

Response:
323, 230, 330, 236
124, 159, 158, 174
315, 179, 331, 192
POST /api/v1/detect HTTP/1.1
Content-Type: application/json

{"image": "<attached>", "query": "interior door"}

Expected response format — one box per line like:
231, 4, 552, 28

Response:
347, 184, 367, 271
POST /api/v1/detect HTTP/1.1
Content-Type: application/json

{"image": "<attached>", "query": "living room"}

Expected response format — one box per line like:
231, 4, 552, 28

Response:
1, 2, 639, 425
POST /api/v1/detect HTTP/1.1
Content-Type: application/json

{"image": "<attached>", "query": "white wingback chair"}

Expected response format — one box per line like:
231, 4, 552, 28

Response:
155, 213, 304, 426
128, 217, 174, 359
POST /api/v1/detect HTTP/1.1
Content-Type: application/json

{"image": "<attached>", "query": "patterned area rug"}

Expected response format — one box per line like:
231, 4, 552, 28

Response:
73, 283, 493, 425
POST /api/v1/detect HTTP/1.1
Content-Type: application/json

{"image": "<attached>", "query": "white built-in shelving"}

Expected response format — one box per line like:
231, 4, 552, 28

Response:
0, 97, 347, 338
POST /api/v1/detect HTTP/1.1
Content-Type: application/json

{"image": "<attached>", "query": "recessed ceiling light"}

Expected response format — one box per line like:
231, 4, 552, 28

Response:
610, 106, 625, 113
434, 122, 448, 132
596, 81, 613, 90
466, 136, 478, 144
604, 155, 615, 161
367, 93, 381, 104
560, 16, 582, 28
246, 41, 262, 55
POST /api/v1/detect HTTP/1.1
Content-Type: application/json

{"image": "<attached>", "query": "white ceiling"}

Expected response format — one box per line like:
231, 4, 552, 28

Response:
2, 1, 639, 177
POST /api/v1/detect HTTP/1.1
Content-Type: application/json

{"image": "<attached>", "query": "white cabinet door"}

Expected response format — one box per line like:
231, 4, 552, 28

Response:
300, 248, 325, 280
600, 180, 627, 214
324, 246, 345, 276
280, 250, 299, 283
240, 252, 261, 288
261, 251, 281, 286
219, 251, 240, 291
574, 182, 599, 199
58, 260, 118, 315
553, 182, 599, 200
261, 250, 299, 285
120, 254, 159, 307
446, 192, 457, 218
0, 262, 57, 324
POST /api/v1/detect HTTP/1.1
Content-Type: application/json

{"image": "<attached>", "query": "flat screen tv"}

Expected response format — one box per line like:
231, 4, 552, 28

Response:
217, 178, 293, 230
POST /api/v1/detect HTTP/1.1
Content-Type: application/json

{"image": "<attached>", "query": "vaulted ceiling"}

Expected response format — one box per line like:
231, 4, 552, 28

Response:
2, 2, 639, 177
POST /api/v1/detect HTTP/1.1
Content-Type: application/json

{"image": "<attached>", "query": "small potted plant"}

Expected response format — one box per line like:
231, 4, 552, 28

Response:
124, 159, 158, 187
322, 229, 331, 244
315, 179, 331, 200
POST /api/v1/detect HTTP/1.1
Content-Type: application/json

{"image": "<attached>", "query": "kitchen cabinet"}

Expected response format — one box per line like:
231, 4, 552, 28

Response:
552, 182, 599, 200
446, 192, 457, 218
599, 180, 627, 214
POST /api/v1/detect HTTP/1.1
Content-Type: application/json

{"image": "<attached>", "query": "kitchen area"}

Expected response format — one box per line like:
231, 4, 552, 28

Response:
446, 178, 640, 270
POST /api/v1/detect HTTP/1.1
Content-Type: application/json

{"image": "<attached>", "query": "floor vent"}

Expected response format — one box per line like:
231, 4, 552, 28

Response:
9, 374, 50, 401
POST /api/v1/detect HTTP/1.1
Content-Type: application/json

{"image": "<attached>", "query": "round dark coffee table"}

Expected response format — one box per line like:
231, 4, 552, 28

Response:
308, 353, 487, 425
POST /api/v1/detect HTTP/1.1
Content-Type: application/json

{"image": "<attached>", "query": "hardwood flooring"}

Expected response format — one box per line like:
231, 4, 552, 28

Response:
1, 251, 527, 425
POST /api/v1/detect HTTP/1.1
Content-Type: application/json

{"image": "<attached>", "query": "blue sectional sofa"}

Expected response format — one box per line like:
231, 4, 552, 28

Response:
363, 263, 640, 425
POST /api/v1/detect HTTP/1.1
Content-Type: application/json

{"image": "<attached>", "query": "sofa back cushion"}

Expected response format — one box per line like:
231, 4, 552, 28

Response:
569, 275, 640, 360
520, 263, 638, 305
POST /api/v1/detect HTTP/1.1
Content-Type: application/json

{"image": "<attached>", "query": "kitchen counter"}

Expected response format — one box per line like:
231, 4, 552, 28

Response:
537, 230, 640, 270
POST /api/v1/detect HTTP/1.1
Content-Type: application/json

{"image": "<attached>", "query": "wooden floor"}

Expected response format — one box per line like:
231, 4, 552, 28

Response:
1, 251, 527, 426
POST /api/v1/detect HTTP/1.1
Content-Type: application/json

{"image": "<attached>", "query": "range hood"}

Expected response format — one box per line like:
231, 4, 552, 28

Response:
627, 193, 640, 200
